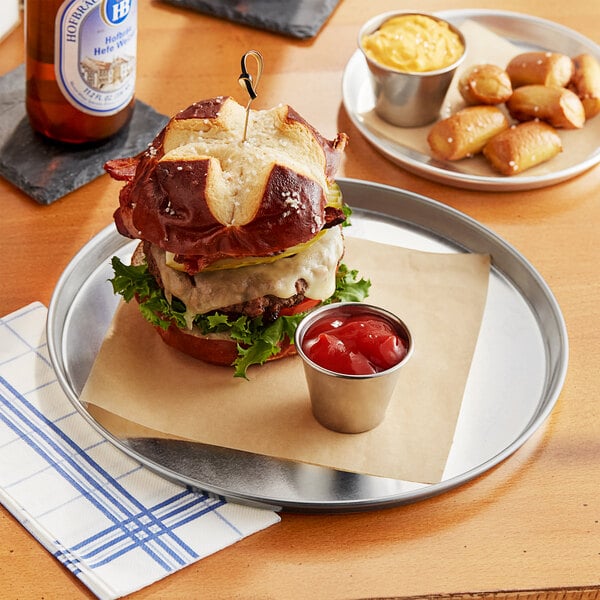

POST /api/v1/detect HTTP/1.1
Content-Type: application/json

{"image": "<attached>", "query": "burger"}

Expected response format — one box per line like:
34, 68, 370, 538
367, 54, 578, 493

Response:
106, 96, 370, 378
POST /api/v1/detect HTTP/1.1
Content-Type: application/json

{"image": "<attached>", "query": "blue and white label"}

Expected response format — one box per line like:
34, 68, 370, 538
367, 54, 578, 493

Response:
55, 0, 137, 116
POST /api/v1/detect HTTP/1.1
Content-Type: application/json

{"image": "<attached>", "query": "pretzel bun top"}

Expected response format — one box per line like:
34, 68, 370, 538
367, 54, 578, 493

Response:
106, 96, 348, 272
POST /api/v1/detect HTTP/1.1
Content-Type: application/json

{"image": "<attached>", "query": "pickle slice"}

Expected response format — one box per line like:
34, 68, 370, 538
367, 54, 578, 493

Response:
326, 181, 342, 209
166, 182, 342, 272
165, 231, 327, 272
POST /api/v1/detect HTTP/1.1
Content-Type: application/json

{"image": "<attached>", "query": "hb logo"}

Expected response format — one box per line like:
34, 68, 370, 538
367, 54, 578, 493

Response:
102, 0, 132, 25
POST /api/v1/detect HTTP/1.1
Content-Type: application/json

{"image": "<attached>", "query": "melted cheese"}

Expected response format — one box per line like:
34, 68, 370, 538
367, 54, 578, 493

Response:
150, 227, 344, 319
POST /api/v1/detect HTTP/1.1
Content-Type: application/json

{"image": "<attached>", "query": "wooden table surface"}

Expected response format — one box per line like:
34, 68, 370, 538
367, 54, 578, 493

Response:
1, 1, 599, 598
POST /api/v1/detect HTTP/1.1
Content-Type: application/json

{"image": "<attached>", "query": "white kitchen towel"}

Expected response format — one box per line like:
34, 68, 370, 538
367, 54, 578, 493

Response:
0, 302, 280, 599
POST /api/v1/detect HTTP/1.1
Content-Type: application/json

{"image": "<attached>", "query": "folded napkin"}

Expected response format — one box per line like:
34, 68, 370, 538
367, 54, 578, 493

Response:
0, 303, 280, 599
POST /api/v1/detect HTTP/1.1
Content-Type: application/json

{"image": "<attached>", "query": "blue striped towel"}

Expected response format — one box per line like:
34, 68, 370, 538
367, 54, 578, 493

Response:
0, 302, 280, 599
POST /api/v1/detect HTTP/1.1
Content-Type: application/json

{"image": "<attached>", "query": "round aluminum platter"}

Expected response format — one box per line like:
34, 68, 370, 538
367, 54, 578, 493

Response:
342, 9, 600, 191
47, 179, 568, 512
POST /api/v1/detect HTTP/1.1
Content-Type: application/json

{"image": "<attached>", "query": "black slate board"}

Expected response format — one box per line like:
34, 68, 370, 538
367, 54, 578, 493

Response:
161, 0, 341, 39
0, 64, 169, 205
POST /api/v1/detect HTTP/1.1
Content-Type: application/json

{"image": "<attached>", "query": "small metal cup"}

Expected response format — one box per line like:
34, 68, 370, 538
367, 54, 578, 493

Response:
358, 12, 466, 127
295, 303, 413, 434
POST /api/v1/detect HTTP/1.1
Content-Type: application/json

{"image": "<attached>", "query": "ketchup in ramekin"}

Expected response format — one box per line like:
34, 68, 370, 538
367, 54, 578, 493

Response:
301, 310, 408, 375
295, 303, 413, 433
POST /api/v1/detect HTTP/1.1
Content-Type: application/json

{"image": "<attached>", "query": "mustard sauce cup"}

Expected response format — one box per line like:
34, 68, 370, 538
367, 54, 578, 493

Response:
359, 11, 467, 127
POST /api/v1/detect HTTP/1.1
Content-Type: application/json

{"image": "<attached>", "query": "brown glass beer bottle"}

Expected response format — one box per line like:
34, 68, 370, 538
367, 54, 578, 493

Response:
25, 0, 137, 144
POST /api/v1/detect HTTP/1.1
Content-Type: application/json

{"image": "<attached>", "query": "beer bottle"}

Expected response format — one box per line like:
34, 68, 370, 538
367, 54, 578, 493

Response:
25, 0, 137, 145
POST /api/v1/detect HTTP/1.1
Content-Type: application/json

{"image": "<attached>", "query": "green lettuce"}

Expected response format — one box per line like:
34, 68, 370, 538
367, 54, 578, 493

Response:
110, 258, 370, 379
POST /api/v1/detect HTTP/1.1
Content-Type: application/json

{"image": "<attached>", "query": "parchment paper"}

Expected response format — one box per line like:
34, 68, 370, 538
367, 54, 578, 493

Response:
80, 237, 490, 484
359, 20, 600, 177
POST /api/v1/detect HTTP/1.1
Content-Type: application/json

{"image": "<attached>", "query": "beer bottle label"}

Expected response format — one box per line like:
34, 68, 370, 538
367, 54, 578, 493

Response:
55, 0, 137, 116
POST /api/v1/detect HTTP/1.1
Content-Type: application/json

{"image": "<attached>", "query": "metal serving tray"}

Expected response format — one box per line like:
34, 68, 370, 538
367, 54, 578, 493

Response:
47, 179, 568, 512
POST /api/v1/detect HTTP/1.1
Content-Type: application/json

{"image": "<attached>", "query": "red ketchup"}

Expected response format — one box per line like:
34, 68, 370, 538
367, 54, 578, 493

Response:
301, 310, 408, 376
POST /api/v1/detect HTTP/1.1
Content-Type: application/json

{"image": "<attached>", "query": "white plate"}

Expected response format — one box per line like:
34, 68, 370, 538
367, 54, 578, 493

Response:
342, 9, 600, 191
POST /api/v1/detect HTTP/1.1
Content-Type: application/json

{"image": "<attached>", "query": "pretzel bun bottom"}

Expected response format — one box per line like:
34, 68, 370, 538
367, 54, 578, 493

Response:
153, 320, 297, 367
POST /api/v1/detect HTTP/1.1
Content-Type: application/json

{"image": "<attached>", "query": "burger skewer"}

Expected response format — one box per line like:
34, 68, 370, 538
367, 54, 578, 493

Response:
238, 50, 263, 143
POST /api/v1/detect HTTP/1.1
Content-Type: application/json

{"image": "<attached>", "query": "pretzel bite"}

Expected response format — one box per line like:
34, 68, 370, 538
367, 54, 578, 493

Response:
483, 121, 562, 176
569, 54, 600, 119
506, 51, 574, 88
506, 84, 585, 129
427, 106, 510, 161
458, 64, 513, 105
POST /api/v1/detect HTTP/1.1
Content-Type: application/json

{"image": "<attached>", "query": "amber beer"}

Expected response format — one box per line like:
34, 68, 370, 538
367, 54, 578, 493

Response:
25, 0, 137, 144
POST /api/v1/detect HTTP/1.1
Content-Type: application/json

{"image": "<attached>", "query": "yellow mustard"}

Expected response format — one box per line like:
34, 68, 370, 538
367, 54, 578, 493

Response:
361, 14, 464, 72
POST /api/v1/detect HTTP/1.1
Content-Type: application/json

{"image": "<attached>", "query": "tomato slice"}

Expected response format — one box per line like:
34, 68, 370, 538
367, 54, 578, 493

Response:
279, 298, 321, 317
